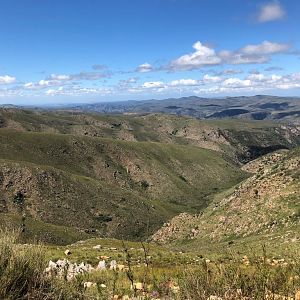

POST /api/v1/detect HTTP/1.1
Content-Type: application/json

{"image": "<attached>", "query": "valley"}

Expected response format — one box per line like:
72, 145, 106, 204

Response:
0, 108, 299, 244
0, 105, 300, 299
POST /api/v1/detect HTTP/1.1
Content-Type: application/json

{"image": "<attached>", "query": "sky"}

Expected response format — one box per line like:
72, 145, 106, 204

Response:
0, 0, 300, 105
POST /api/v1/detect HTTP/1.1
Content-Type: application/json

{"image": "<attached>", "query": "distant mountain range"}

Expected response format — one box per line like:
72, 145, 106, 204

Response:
50, 95, 300, 123
2, 95, 300, 123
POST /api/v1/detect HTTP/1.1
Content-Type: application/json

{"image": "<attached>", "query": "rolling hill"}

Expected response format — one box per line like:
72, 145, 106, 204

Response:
0, 108, 299, 244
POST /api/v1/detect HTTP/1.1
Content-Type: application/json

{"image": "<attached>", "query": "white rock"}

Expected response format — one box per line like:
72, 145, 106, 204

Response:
93, 245, 102, 250
64, 249, 71, 255
84, 282, 97, 288
97, 260, 106, 270
110, 260, 117, 270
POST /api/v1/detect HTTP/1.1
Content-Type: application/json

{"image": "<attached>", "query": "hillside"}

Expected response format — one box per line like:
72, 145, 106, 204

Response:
152, 148, 300, 255
0, 108, 300, 244
0, 128, 246, 243
1, 108, 300, 163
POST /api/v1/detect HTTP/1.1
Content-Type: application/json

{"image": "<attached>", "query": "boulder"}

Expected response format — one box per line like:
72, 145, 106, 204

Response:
110, 260, 117, 270
64, 249, 71, 256
97, 260, 106, 270
83, 282, 96, 288
93, 245, 102, 250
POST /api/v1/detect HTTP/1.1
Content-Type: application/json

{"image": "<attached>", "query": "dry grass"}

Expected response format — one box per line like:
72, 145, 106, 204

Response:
2, 229, 300, 299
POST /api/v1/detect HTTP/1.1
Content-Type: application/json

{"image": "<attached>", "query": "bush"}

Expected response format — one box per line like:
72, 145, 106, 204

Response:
0, 229, 46, 299
0, 230, 86, 300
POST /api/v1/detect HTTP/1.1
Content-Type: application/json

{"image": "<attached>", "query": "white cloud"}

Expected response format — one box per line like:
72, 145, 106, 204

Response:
23, 79, 63, 89
0, 75, 16, 84
247, 73, 267, 81
193, 72, 300, 94
219, 41, 290, 65
170, 79, 199, 86
50, 74, 71, 81
240, 41, 290, 55
169, 41, 221, 71
24, 82, 34, 88
38, 80, 52, 86
142, 81, 165, 88
23, 70, 110, 91
258, 2, 285, 23
4, 70, 300, 99
128, 71, 300, 96
45, 85, 113, 96
270, 74, 282, 81
168, 40, 291, 71
219, 51, 269, 64
222, 78, 252, 88
203, 74, 222, 83
45, 87, 64, 95
136, 63, 153, 73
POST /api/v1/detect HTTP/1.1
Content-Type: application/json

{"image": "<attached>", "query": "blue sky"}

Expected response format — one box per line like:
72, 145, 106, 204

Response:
0, 0, 299, 104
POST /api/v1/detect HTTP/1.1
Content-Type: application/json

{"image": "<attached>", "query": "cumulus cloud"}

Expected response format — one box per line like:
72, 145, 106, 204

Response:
193, 72, 299, 95
3, 70, 300, 99
24, 70, 110, 91
0, 75, 16, 84
168, 40, 291, 70
142, 81, 165, 88
131, 71, 300, 96
240, 41, 290, 55
247, 73, 268, 81
219, 50, 269, 64
45, 85, 113, 97
222, 78, 251, 88
170, 79, 200, 87
23, 79, 64, 90
169, 41, 221, 71
203, 74, 222, 83
136, 63, 153, 73
168, 75, 221, 88
257, 2, 286, 23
